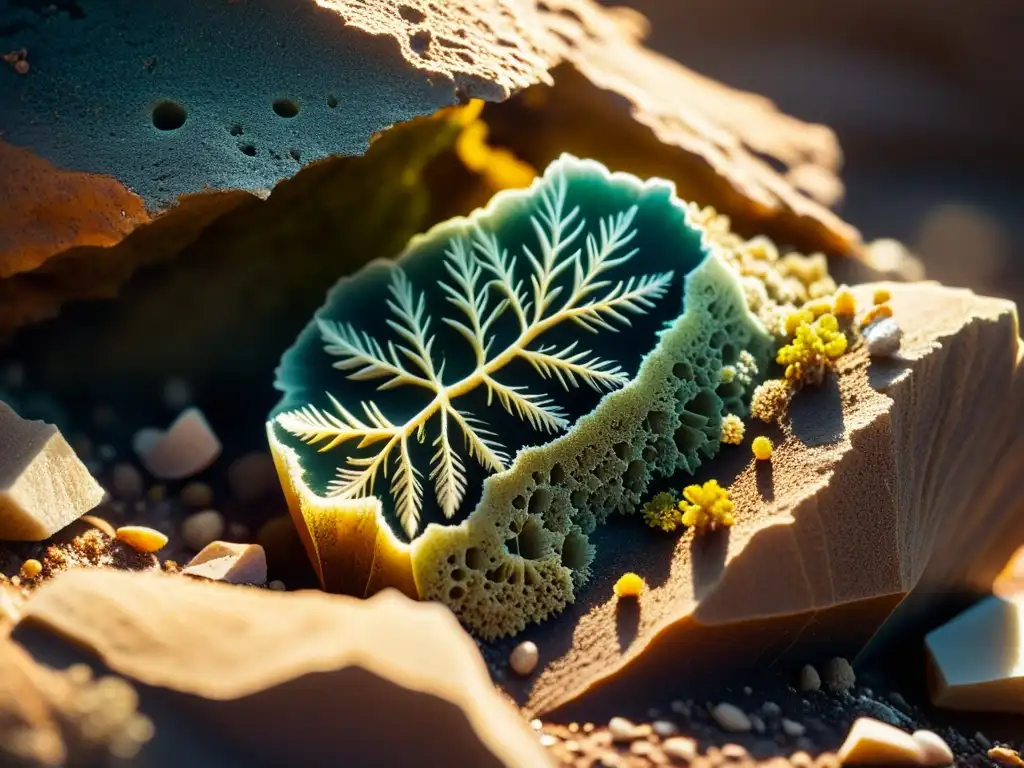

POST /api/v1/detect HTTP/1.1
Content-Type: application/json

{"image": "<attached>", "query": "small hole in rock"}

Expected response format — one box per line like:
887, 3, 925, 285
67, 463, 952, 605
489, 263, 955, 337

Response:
410, 29, 431, 55
449, 585, 465, 600
550, 463, 565, 484
289, 149, 301, 163
398, 4, 425, 23
327, 94, 338, 108
272, 99, 299, 118
451, 568, 465, 582
228, 124, 243, 136
152, 100, 187, 131
239, 144, 257, 157
465, 547, 484, 569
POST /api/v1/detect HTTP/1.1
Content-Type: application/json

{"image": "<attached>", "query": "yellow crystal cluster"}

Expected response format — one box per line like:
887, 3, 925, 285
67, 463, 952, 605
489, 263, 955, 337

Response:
776, 312, 848, 387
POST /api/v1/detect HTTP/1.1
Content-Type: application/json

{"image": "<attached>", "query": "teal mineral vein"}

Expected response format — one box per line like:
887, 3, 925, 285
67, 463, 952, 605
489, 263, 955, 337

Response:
277, 166, 675, 537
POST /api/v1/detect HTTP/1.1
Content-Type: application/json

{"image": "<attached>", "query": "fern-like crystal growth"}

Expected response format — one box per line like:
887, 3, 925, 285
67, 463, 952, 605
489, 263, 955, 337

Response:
276, 170, 674, 537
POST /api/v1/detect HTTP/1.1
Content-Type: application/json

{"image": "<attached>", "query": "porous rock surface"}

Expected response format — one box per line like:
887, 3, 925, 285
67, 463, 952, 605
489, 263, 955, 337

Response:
0, 0, 854, 335
490, 281, 1024, 717
14, 569, 551, 767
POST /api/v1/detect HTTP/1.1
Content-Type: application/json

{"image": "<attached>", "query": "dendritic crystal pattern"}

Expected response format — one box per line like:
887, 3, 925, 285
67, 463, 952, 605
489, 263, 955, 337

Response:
269, 155, 772, 637
278, 173, 674, 537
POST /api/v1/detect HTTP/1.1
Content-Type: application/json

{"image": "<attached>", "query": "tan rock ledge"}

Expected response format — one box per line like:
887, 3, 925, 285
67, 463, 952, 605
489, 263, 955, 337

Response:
486, 281, 1023, 717
15, 569, 551, 767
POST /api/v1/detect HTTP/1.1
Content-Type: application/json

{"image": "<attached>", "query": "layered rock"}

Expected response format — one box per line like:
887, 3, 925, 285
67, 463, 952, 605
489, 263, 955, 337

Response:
14, 569, 550, 767
484, 281, 1023, 717
0, 0, 857, 337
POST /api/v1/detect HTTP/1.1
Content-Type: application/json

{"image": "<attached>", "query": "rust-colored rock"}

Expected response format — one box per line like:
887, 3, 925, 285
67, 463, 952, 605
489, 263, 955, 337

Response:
1, 0, 857, 337
489, 281, 1023, 717
17, 569, 551, 767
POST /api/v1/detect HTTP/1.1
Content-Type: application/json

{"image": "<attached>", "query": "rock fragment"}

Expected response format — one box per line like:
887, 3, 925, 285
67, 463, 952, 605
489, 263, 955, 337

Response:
864, 317, 903, 357
16, 569, 551, 767
182, 542, 267, 585
836, 718, 923, 765
115, 526, 168, 554
133, 408, 221, 480
0, 401, 104, 541
925, 593, 1024, 714
912, 730, 954, 766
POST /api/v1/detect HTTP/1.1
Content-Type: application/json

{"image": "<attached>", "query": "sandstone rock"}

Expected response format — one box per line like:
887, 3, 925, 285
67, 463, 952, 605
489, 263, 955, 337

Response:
489, 281, 1024, 717
134, 408, 221, 481
822, 657, 856, 694
180, 509, 226, 551
182, 541, 267, 585
0, 401, 104, 541
912, 730, 955, 767
15, 569, 551, 767
836, 718, 923, 765
925, 593, 1024, 715
0, 0, 856, 338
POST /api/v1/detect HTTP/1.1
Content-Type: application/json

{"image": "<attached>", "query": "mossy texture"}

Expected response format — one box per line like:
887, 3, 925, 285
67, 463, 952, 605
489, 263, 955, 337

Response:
269, 155, 770, 637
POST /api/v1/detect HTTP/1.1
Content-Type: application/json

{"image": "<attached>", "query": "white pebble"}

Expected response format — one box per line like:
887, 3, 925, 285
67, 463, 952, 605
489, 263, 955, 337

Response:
781, 719, 807, 737
913, 730, 954, 767
823, 656, 856, 694
608, 716, 636, 742
181, 509, 225, 551
509, 641, 539, 676
539, 734, 557, 748
662, 737, 697, 761
134, 408, 221, 480
799, 664, 821, 692
111, 463, 144, 500
865, 317, 902, 357
711, 702, 751, 733
652, 720, 678, 738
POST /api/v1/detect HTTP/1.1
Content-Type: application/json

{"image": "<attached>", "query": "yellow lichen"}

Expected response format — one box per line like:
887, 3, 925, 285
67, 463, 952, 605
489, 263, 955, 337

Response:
873, 288, 891, 305
832, 288, 856, 317
642, 491, 682, 532
719, 365, 736, 384
752, 436, 774, 461
860, 303, 894, 328
614, 572, 645, 598
784, 308, 814, 337
750, 378, 791, 423
720, 414, 745, 445
678, 479, 735, 535
776, 313, 848, 387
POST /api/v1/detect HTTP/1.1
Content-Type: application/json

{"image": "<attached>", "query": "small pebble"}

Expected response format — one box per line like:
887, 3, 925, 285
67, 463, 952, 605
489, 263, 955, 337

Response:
670, 700, 691, 717
799, 664, 821, 692
781, 719, 807, 738
761, 701, 782, 718
98, 444, 117, 461
790, 751, 814, 767
115, 525, 168, 553
888, 691, 910, 712
181, 482, 214, 508
539, 734, 557, 748
711, 702, 751, 733
268, 580, 286, 591
661, 737, 697, 762
722, 743, 748, 760
598, 750, 622, 768
864, 317, 902, 357
111, 463, 144, 500
227, 521, 250, 541
823, 657, 856, 694
181, 509, 226, 551
20, 559, 42, 579
529, 719, 542, 730
608, 716, 636, 742
749, 714, 766, 734
912, 730, 954, 767
742, 686, 753, 695
630, 740, 655, 757
509, 641, 539, 676
975, 732, 993, 749
652, 720, 678, 738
